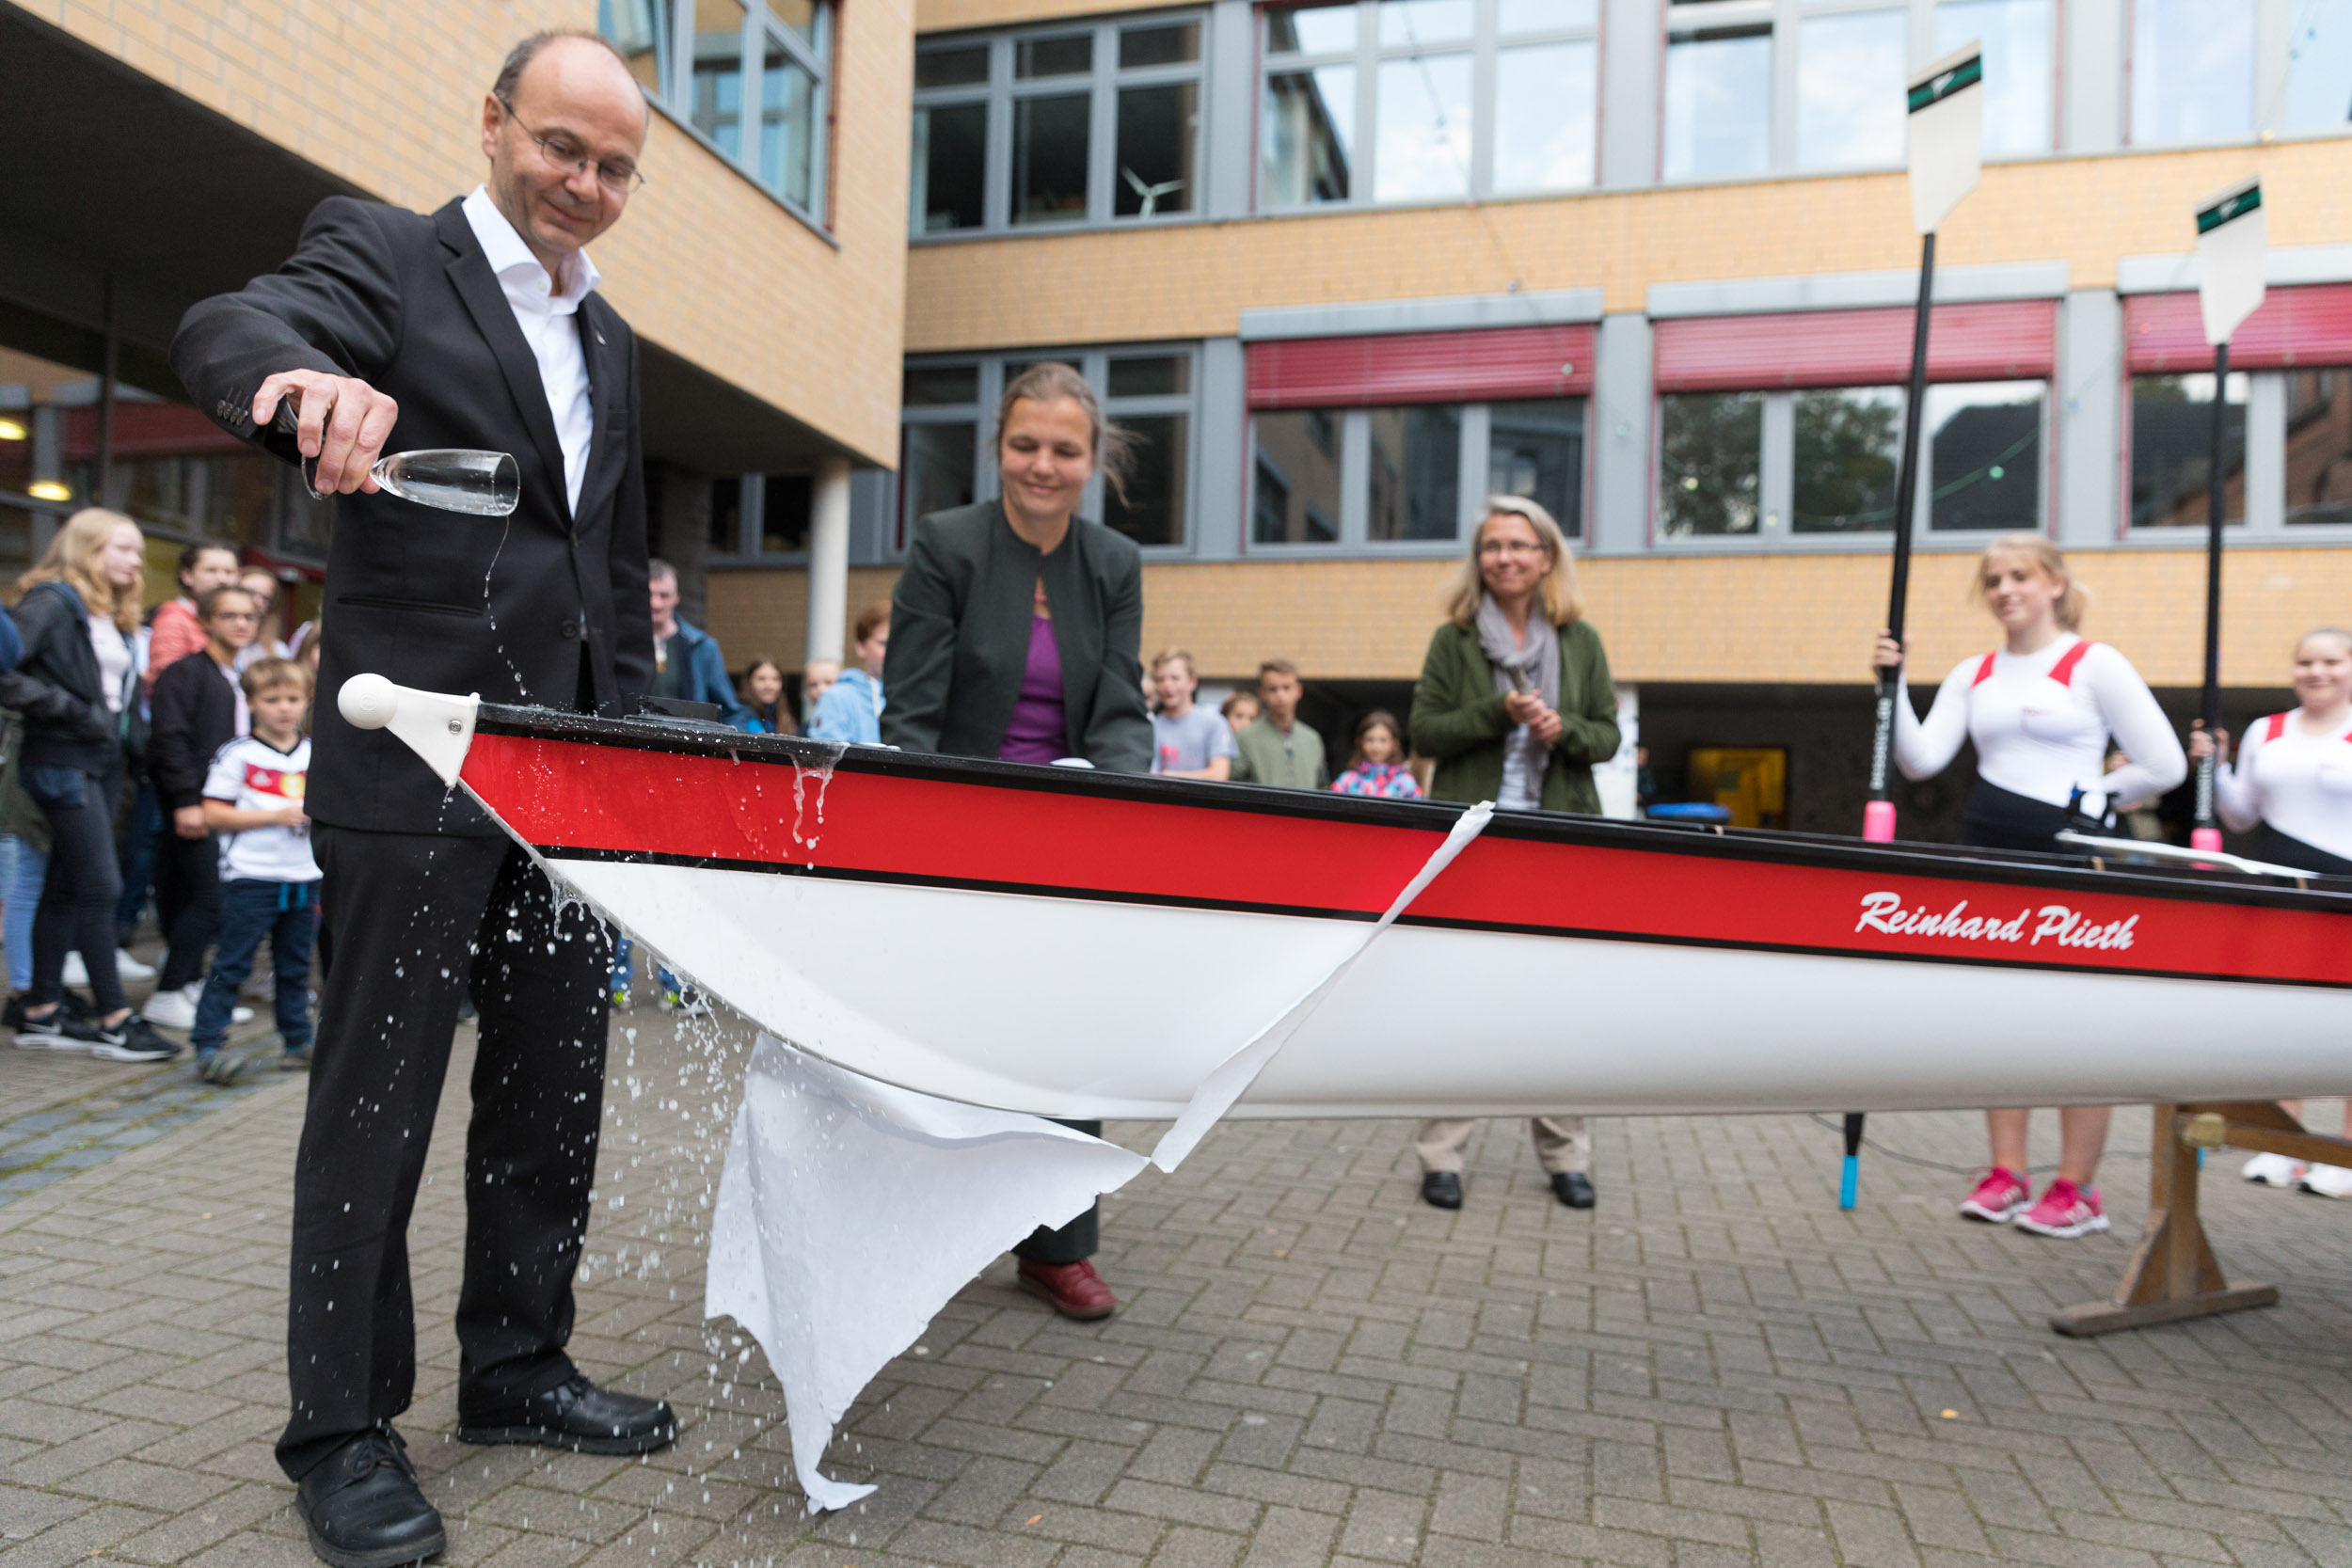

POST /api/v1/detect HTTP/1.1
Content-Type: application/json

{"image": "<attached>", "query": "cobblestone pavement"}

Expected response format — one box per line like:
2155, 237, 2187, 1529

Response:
4, 1006, 2351, 1568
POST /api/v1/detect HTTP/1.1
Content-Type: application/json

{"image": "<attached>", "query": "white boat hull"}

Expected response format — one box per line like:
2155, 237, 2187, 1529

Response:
555, 855, 2352, 1117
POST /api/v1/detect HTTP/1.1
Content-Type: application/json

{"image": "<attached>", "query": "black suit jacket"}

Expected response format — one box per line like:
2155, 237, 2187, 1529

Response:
170, 197, 654, 834
149, 651, 240, 810
881, 500, 1151, 772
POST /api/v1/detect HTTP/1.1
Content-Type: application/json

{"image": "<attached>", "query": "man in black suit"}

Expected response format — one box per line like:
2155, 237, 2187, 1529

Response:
172, 31, 671, 1568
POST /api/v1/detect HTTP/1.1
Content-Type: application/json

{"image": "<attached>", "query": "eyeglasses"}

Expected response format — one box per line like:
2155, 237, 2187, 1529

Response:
497, 95, 646, 194
1478, 539, 1549, 559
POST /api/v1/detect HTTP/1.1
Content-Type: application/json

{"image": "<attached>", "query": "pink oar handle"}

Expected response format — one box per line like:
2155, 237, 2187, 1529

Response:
1862, 800, 1897, 843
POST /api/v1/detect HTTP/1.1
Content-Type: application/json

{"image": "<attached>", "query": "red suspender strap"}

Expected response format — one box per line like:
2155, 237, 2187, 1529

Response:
2047, 640, 2095, 688
2265, 713, 2290, 743
1969, 652, 1999, 688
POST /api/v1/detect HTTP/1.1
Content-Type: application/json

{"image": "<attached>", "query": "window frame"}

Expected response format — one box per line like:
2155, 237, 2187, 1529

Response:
1255, 0, 1604, 212
1650, 379, 2053, 550
1658, 0, 2062, 183
1244, 395, 1591, 557
2121, 366, 2352, 543
893, 346, 1208, 555
911, 11, 1213, 240
707, 472, 822, 564
604, 0, 834, 230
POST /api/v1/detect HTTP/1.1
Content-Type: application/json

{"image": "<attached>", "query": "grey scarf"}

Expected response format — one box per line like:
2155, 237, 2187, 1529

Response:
1475, 593, 1560, 797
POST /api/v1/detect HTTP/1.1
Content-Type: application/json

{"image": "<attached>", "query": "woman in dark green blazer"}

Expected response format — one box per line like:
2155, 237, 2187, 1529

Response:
880, 362, 1151, 1323
1406, 496, 1619, 1213
1408, 501, 1620, 814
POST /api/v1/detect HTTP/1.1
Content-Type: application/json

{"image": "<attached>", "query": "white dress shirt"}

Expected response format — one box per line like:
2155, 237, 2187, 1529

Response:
461, 185, 598, 515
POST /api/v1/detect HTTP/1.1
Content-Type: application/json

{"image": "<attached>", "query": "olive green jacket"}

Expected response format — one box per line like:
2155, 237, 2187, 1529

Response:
1407, 616, 1620, 813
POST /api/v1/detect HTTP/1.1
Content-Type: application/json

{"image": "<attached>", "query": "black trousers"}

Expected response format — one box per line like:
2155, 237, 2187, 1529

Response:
28, 762, 125, 1015
154, 827, 221, 991
277, 826, 612, 1481
1013, 1118, 1101, 1264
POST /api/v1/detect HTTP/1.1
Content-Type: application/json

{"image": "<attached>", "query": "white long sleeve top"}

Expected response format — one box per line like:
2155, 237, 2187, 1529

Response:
1893, 634, 2186, 812
2215, 709, 2352, 859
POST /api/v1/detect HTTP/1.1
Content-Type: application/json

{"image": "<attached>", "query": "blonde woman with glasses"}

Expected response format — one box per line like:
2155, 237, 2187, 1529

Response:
1406, 496, 1621, 1212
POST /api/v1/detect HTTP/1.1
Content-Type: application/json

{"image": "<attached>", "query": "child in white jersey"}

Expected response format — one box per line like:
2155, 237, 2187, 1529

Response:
1872, 534, 2186, 1239
191, 657, 320, 1085
2191, 627, 2352, 1198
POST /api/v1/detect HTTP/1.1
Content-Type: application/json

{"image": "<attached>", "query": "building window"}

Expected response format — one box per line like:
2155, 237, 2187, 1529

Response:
1665, 0, 2057, 180
707, 472, 819, 560
1249, 397, 1586, 547
2130, 372, 2247, 530
1662, 380, 2046, 541
1659, 391, 1763, 535
1792, 387, 1902, 531
1252, 410, 1344, 543
897, 350, 1201, 548
2286, 3, 2352, 134
2286, 371, 2352, 524
1261, 0, 1597, 210
1938, 0, 2053, 155
2130, 0, 2252, 147
600, 0, 831, 221
912, 16, 1206, 237
1925, 380, 2042, 531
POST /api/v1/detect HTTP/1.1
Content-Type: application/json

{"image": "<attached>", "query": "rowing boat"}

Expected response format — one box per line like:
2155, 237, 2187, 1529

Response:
342, 677, 2352, 1118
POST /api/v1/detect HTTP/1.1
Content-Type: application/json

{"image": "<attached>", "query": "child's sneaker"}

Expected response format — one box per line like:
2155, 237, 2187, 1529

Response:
2240, 1151, 2307, 1187
2013, 1179, 2108, 1238
278, 1046, 313, 1072
1958, 1167, 2029, 1223
2299, 1164, 2352, 1199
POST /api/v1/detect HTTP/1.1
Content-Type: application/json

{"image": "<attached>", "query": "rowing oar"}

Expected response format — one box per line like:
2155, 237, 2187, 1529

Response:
1846, 43, 1984, 1211
2188, 178, 2266, 855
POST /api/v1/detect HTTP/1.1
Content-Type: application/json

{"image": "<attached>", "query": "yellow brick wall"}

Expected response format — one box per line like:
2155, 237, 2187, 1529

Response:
906, 139, 2352, 351
16, 0, 911, 467
707, 546, 2351, 688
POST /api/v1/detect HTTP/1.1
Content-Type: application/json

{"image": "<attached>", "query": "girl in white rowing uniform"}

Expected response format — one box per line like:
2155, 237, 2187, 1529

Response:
1872, 533, 2186, 1240
2189, 626, 2352, 1199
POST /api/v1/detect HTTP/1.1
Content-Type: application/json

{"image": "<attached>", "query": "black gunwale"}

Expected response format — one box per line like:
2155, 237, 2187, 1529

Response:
470, 704, 2352, 917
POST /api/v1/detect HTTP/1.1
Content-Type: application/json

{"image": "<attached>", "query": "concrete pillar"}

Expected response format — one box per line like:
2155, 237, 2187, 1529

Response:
806, 457, 852, 666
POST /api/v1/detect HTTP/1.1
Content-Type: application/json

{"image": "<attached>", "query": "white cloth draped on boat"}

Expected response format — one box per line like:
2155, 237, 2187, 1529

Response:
705, 802, 1495, 1510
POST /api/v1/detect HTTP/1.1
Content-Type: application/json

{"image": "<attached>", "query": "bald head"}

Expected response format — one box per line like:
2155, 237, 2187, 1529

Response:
481, 32, 649, 278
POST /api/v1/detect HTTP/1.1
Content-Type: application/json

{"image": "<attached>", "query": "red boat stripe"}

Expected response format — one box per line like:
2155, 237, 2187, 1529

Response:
461, 733, 2352, 990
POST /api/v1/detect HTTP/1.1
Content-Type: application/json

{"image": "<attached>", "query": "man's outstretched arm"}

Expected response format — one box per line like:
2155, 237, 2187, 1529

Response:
172, 196, 406, 495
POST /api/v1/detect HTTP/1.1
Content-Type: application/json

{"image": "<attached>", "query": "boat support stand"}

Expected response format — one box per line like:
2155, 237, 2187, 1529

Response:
2051, 1102, 2352, 1336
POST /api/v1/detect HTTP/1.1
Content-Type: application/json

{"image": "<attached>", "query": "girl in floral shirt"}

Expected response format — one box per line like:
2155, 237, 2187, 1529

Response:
1332, 709, 1422, 799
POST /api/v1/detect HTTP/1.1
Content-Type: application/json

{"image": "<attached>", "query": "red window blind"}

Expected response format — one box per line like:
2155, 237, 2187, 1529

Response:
1652, 300, 2058, 393
2123, 284, 2352, 373
1246, 325, 1596, 409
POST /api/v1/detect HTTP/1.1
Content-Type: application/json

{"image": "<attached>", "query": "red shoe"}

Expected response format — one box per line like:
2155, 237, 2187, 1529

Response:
1016, 1259, 1119, 1320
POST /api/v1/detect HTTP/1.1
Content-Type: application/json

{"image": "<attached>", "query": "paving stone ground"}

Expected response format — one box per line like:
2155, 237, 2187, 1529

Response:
4, 1004, 2350, 1568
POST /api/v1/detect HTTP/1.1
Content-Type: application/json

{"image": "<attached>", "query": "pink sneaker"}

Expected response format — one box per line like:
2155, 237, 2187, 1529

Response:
2013, 1179, 2108, 1238
1958, 1167, 2029, 1223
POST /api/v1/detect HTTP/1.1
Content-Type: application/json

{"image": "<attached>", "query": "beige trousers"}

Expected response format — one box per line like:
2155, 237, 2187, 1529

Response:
1414, 1117, 1590, 1176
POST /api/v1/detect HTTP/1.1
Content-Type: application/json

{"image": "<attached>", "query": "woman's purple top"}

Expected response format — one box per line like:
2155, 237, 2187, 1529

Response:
997, 613, 1071, 763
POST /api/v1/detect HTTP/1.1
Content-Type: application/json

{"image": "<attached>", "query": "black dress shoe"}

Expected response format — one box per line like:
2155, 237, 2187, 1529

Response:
294, 1425, 444, 1568
1551, 1171, 1597, 1209
456, 1372, 677, 1455
1421, 1171, 1463, 1210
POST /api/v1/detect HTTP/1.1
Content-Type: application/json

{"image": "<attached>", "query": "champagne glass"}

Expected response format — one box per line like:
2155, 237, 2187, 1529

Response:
275, 404, 520, 516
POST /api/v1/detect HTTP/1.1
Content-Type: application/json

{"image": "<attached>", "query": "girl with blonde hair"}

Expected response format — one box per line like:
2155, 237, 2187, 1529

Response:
0, 509, 174, 1060
1870, 531, 2185, 1238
